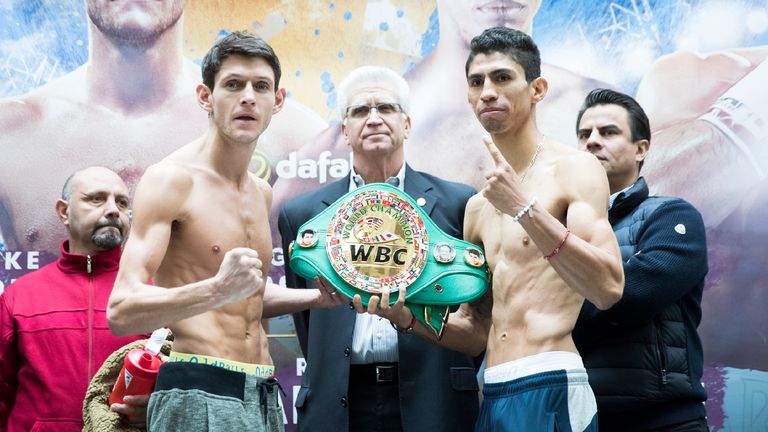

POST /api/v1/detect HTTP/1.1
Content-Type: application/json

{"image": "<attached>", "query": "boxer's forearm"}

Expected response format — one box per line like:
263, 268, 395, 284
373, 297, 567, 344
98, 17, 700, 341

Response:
107, 277, 226, 336
262, 283, 322, 318
482, 194, 624, 311
421, 301, 491, 356
518, 200, 624, 311
386, 308, 489, 357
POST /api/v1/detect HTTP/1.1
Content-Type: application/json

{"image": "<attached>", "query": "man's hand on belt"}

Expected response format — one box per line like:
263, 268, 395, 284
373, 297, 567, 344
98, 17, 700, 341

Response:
314, 275, 348, 308
352, 284, 414, 329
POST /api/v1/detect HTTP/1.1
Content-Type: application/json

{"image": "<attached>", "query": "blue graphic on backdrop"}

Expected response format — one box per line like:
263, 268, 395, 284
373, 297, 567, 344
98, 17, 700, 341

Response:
0, 0, 88, 96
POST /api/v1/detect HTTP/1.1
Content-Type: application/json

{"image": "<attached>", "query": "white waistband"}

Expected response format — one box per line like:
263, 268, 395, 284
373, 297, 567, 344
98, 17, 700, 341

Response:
484, 351, 584, 384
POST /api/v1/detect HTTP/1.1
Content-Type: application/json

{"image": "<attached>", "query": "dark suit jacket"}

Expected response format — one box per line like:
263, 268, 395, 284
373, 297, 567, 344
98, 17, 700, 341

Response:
278, 165, 480, 432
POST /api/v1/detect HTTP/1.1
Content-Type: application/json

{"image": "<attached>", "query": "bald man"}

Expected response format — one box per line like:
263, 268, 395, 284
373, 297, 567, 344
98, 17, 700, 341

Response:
0, 167, 144, 432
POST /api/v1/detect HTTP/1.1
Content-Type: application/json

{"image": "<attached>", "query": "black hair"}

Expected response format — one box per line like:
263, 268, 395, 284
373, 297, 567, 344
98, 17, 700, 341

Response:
201, 31, 281, 91
577, 88, 651, 171
465, 26, 541, 82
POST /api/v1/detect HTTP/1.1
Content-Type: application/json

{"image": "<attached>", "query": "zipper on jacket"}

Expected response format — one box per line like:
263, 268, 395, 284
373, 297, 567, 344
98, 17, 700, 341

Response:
654, 320, 668, 386
87, 255, 94, 379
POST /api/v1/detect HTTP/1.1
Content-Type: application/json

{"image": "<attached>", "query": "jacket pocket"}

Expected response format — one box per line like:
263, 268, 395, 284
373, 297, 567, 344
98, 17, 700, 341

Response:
31, 420, 82, 432
450, 367, 480, 391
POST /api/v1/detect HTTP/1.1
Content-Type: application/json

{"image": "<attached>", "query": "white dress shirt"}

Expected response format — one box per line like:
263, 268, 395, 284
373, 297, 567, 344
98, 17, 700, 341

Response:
347, 163, 406, 364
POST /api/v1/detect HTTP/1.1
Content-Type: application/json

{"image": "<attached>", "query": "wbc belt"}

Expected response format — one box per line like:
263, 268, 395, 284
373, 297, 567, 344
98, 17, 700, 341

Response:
288, 183, 489, 338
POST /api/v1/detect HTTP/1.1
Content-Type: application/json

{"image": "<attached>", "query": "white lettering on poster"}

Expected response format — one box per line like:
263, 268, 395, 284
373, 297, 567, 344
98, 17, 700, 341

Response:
293, 385, 300, 424
266, 275, 286, 288
275, 151, 352, 184
277, 391, 288, 424
272, 247, 284, 267
2, 251, 40, 270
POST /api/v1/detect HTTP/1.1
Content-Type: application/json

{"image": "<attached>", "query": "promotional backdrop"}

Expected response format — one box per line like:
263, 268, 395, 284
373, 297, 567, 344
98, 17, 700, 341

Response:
2, 1, 767, 430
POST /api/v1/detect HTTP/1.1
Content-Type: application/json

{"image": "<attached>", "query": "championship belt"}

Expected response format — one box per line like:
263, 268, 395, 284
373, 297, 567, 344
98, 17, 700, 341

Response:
288, 183, 489, 338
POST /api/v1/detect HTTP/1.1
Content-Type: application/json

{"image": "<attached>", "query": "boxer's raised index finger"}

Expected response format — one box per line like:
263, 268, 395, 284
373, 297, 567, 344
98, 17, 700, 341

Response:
483, 136, 507, 168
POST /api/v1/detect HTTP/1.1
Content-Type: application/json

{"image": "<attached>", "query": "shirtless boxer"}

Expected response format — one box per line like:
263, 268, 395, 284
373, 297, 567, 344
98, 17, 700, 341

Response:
269, 0, 608, 219
404, 0, 610, 188
359, 27, 624, 431
106, 31, 314, 432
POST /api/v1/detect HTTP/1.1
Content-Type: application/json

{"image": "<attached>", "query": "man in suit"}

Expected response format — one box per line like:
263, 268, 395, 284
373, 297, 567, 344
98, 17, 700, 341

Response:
278, 66, 480, 432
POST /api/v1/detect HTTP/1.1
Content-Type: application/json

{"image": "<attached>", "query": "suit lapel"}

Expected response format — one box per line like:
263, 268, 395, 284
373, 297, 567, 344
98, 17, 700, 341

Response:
320, 175, 351, 207
404, 164, 436, 216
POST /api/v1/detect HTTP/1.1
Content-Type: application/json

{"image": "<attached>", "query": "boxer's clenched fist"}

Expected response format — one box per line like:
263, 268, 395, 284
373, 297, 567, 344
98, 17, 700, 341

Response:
214, 247, 264, 304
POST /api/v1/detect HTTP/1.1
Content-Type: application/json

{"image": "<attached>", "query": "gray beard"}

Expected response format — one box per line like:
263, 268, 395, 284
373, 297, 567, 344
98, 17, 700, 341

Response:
92, 231, 123, 250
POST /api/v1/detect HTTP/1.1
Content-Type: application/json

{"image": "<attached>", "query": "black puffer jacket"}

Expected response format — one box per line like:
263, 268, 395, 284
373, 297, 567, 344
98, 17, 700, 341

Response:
573, 178, 708, 431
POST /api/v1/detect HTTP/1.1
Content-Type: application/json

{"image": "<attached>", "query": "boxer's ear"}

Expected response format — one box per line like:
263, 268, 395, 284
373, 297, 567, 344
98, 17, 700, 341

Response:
272, 88, 286, 115
196, 84, 213, 115
531, 77, 548, 104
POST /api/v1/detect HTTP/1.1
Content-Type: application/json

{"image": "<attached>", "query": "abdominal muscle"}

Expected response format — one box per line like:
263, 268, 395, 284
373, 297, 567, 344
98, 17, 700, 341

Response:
169, 295, 272, 365
483, 258, 584, 368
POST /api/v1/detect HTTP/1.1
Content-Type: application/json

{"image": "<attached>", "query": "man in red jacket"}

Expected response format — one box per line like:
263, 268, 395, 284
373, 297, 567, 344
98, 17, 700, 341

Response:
0, 166, 144, 432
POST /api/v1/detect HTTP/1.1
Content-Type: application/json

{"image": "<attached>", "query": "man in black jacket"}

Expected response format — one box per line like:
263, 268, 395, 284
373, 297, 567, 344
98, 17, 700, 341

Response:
574, 88, 709, 431
278, 66, 479, 432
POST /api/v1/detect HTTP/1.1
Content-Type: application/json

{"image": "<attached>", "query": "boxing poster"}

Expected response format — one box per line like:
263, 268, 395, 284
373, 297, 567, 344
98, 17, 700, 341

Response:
2, 1, 767, 429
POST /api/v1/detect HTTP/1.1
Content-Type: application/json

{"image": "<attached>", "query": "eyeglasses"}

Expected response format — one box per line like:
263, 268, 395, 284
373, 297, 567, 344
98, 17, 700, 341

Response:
344, 102, 404, 120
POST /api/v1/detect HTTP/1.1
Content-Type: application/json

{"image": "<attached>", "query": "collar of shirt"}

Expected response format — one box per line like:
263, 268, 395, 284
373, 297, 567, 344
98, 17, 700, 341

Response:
349, 163, 406, 192
609, 182, 635, 210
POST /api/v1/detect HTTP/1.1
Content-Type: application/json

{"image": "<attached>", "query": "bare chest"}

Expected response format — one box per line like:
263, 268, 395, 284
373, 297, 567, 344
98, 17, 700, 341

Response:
481, 207, 541, 270
167, 186, 273, 276
478, 189, 568, 271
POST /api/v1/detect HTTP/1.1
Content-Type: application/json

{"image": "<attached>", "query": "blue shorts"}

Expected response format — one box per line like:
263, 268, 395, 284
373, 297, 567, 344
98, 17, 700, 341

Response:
477, 352, 598, 432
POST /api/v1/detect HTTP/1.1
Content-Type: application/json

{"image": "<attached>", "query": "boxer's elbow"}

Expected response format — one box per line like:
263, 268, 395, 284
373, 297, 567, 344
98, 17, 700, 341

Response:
107, 303, 130, 336
595, 288, 623, 311
107, 289, 134, 336
593, 271, 624, 310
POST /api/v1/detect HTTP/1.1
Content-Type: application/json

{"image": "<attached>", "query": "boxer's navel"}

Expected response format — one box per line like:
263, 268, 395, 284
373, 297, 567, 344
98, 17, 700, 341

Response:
212, 244, 221, 253
522, 236, 530, 246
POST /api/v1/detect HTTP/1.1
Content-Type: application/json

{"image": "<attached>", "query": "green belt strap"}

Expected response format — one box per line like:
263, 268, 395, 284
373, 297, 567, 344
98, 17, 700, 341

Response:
288, 183, 489, 338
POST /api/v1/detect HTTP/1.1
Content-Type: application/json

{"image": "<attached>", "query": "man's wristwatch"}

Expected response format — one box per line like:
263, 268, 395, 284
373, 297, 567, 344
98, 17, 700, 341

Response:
391, 316, 417, 334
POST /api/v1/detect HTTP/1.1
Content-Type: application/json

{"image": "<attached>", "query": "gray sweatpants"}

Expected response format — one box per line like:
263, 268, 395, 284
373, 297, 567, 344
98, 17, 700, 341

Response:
148, 362, 283, 432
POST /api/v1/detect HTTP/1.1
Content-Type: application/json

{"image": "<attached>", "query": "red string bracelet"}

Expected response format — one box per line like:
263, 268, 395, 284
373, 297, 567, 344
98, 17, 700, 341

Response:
544, 228, 570, 260
391, 315, 417, 334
